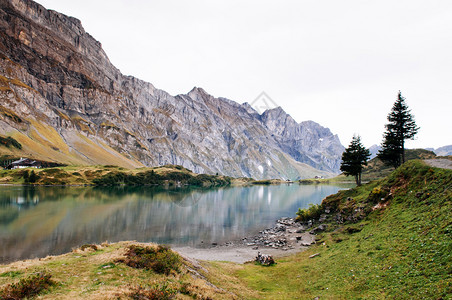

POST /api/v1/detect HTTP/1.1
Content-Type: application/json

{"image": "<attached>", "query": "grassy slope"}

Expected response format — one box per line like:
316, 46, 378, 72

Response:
0, 242, 242, 299
214, 160, 451, 299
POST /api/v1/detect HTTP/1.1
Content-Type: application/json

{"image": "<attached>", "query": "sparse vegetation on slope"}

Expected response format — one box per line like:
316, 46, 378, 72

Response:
0, 164, 232, 187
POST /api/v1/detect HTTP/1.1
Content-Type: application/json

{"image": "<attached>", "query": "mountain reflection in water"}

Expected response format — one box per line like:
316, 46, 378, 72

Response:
0, 184, 353, 263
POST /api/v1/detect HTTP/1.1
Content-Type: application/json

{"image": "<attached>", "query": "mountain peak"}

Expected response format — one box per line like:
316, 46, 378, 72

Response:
262, 106, 284, 115
189, 86, 205, 93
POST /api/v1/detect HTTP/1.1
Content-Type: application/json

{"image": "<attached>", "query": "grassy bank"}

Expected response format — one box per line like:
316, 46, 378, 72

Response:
215, 160, 451, 299
0, 242, 244, 299
0, 164, 231, 187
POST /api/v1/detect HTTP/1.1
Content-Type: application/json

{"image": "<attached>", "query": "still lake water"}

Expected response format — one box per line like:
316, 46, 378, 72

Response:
0, 184, 353, 263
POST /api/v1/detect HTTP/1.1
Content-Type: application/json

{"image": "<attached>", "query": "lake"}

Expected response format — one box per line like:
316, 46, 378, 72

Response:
0, 184, 353, 263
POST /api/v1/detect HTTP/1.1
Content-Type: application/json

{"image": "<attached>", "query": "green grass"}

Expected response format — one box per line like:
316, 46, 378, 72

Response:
224, 160, 451, 299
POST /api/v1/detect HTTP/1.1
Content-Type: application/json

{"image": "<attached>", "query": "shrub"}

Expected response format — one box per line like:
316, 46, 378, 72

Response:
28, 170, 39, 183
296, 203, 324, 223
163, 171, 191, 181
80, 244, 98, 251
0, 136, 22, 149
368, 187, 388, 203
0, 271, 55, 299
187, 176, 204, 186
128, 282, 177, 300
251, 180, 272, 185
117, 245, 181, 275
92, 172, 126, 186
23, 170, 29, 182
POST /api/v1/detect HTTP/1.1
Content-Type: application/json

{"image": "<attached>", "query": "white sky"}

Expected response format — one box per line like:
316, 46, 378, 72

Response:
37, 0, 452, 149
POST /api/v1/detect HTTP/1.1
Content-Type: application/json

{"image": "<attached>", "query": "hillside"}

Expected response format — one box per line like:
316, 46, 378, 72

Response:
324, 148, 437, 183
210, 159, 451, 298
0, 164, 232, 187
1, 160, 450, 299
0, 0, 343, 180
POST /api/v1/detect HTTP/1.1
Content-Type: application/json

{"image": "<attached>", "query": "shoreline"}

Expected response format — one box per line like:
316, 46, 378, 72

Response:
0, 217, 315, 266
175, 217, 316, 263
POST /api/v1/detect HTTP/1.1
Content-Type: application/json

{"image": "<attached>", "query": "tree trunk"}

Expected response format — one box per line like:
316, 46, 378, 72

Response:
401, 139, 405, 164
355, 174, 361, 186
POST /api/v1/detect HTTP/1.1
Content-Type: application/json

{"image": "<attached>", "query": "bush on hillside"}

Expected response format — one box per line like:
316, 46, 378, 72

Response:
128, 282, 177, 300
0, 271, 55, 299
116, 245, 182, 275
0, 136, 22, 149
296, 203, 324, 223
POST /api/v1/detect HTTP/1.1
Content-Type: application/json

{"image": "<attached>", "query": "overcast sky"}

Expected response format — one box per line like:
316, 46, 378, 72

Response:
37, 0, 452, 149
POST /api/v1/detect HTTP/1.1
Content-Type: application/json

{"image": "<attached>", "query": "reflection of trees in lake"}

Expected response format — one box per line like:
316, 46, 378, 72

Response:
0, 184, 352, 263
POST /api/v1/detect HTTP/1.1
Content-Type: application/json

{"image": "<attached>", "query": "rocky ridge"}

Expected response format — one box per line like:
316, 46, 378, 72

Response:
0, 0, 344, 179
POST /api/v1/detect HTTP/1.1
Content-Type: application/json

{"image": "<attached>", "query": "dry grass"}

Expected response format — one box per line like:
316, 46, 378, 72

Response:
74, 133, 142, 169
0, 105, 23, 123
28, 119, 70, 154
0, 75, 38, 94
0, 242, 240, 299
71, 116, 95, 135
99, 121, 120, 130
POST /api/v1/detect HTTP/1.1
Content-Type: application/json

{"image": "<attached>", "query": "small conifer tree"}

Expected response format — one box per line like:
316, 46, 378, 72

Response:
378, 91, 419, 168
340, 135, 370, 186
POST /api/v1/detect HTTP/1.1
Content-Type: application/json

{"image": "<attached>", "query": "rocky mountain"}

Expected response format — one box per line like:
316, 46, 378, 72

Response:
260, 107, 343, 173
0, 0, 344, 179
368, 144, 382, 159
433, 145, 452, 156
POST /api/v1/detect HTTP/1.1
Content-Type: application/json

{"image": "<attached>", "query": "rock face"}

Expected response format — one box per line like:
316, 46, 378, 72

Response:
0, 0, 344, 179
434, 145, 452, 157
369, 144, 382, 159
260, 107, 344, 172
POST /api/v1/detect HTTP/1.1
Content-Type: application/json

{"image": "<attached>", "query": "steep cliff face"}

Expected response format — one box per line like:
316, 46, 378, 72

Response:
260, 107, 344, 172
0, 0, 344, 179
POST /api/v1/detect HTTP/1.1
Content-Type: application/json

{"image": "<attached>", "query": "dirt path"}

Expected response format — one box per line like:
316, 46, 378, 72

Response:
425, 158, 452, 170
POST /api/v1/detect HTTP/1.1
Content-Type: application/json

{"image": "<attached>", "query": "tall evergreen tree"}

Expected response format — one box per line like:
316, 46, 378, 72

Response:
340, 135, 370, 186
377, 91, 419, 168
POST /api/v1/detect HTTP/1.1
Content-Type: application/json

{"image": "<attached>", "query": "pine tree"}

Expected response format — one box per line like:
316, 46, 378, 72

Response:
378, 91, 419, 168
340, 135, 370, 186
